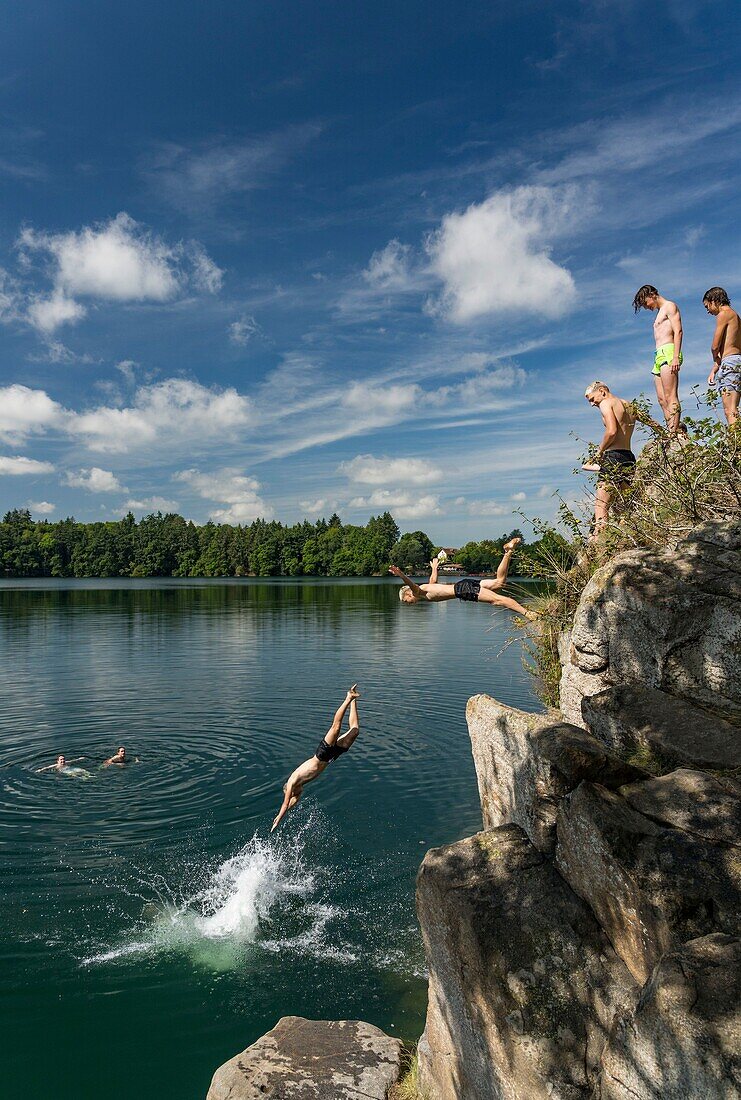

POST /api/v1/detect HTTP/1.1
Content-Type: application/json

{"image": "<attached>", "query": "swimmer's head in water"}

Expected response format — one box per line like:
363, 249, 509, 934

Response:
117, 747, 125, 757
57, 755, 66, 766
399, 585, 418, 603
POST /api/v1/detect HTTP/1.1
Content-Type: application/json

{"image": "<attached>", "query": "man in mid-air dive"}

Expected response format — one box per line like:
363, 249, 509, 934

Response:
271, 686, 361, 832
389, 538, 536, 619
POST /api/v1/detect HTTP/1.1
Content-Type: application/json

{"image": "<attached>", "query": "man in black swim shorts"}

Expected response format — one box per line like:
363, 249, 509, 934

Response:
389, 538, 536, 619
271, 685, 361, 831
583, 381, 637, 541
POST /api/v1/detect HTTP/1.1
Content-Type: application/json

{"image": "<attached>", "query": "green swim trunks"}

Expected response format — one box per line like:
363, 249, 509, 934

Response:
653, 343, 683, 376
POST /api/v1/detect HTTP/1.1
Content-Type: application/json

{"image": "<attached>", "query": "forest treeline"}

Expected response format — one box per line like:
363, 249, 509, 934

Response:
0, 509, 572, 578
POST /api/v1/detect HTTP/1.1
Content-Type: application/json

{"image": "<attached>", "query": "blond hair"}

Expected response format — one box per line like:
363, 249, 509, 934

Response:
399, 585, 412, 601
584, 380, 610, 397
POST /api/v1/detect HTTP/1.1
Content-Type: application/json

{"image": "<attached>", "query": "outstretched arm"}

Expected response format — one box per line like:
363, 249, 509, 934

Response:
428, 558, 440, 584
271, 781, 295, 832
388, 565, 426, 599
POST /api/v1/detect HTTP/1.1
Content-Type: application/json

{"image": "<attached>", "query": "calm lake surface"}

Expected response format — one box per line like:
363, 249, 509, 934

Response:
1, 577, 541, 1099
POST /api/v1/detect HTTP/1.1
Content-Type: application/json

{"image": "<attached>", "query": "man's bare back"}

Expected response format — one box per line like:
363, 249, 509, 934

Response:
712, 304, 741, 360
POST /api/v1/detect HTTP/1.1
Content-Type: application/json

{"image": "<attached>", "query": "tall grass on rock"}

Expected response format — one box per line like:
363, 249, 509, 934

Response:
521, 411, 740, 708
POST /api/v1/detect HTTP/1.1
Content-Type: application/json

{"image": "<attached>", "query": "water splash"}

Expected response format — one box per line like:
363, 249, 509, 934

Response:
82, 819, 320, 968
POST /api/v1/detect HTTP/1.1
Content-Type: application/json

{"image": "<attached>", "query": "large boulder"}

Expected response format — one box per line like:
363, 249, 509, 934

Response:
559, 519, 741, 728
467, 694, 647, 851
556, 782, 740, 985
206, 1017, 403, 1100
619, 768, 741, 847
582, 685, 739, 774
599, 933, 741, 1099
416, 824, 636, 1100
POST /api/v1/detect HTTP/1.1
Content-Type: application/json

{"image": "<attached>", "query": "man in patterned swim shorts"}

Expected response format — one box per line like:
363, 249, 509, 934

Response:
704, 286, 740, 427
389, 538, 536, 619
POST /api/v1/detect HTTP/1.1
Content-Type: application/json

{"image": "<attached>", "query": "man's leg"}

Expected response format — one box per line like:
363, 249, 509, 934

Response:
323, 691, 353, 747
336, 696, 360, 751
476, 587, 532, 617
653, 374, 669, 425
590, 482, 612, 541
659, 364, 681, 433
721, 388, 739, 427
479, 537, 520, 593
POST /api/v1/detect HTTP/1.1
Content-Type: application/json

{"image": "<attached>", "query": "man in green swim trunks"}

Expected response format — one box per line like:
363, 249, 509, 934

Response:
633, 284, 683, 433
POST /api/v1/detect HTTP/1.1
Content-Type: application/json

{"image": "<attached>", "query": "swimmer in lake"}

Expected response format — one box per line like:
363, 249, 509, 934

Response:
103, 746, 139, 766
36, 754, 92, 778
389, 538, 536, 619
271, 686, 361, 832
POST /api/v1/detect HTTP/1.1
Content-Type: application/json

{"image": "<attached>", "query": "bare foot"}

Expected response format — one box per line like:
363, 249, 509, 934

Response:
582, 462, 600, 472
503, 537, 522, 552
347, 684, 360, 699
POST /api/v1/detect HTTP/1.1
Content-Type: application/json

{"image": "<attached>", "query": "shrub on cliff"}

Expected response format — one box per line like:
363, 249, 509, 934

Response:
522, 410, 740, 707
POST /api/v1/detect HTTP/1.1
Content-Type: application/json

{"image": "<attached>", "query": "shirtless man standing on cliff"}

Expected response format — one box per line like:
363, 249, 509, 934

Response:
389, 539, 536, 619
633, 285, 683, 433
704, 286, 741, 427
271, 686, 361, 832
583, 381, 637, 540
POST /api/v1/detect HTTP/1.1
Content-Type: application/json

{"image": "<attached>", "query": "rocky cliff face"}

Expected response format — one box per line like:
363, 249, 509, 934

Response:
417, 519, 740, 1100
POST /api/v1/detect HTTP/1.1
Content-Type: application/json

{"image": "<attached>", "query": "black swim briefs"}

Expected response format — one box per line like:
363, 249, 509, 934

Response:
315, 737, 349, 763
453, 578, 481, 602
598, 449, 636, 485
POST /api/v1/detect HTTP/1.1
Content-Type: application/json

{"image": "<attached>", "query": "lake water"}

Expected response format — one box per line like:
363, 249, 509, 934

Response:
0, 577, 540, 1099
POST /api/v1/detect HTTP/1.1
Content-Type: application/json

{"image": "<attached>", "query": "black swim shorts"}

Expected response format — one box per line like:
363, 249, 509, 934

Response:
598, 449, 636, 486
453, 578, 481, 602
315, 737, 349, 763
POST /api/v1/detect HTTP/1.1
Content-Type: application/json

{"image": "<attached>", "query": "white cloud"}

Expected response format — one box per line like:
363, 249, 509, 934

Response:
124, 496, 180, 513
64, 467, 126, 493
146, 126, 321, 210
229, 314, 261, 345
70, 378, 252, 454
174, 466, 273, 523
342, 381, 420, 419
426, 186, 577, 322
299, 498, 334, 515
347, 488, 442, 519
0, 384, 64, 443
26, 290, 86, 334
363, 240, 413, 288
511, 491, 526, 501
0, 455, 55, 475
340, 454, 442, 486
27, 500, 55, 514
19, 213, 222, 333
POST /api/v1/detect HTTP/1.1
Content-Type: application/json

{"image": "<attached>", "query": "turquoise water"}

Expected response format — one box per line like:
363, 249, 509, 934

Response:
1, 578, 540, 1099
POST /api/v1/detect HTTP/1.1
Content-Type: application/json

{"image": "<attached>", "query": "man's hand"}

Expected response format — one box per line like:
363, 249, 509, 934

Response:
708, 370, 717, 386
388, 565, 404, 577
670, 358, 681, 374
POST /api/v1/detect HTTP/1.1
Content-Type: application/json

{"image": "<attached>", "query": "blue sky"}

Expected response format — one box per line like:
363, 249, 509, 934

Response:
1, 0, 739, 542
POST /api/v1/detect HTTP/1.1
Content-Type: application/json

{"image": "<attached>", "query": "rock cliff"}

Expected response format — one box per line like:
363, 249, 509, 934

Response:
417, 518, 740, 1100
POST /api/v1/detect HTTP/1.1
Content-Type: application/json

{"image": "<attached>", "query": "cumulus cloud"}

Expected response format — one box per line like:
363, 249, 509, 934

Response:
340, 454, 443, 486
0, 454, 55, 475
426, 186, 576, 322
510, 491, 526, 501
124, 496, 180, 513
70, 378, 252, 453
347, 488, 442, 519
27, 500, 55, 514
299, 498, 334, 516
0, 384, 65, 443
174, 467, 273, 523
19, 213, 222, 333
342, 381, 420, 419
64, 467, 126, 493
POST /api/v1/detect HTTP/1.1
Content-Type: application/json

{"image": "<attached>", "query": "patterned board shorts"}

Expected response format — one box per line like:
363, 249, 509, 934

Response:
718, 354, 741, 394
